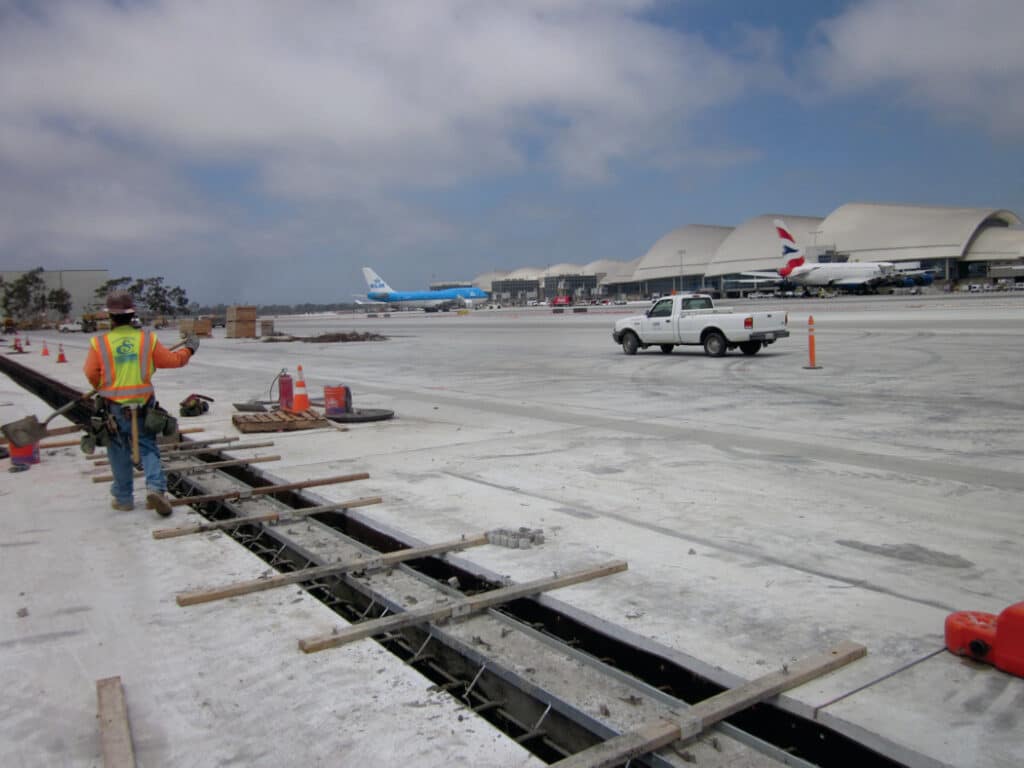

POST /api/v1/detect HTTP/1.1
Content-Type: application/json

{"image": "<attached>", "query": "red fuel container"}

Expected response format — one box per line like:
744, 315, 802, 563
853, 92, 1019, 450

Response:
946, 602, 1024, 677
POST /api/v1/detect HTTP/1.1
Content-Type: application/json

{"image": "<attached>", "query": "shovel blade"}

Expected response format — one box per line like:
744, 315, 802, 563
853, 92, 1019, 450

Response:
1, 416, 46, 448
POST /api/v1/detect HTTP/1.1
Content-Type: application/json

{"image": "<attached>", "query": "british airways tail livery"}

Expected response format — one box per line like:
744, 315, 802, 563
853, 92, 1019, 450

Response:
361, 267, 489, 310
774, 220, 805, 278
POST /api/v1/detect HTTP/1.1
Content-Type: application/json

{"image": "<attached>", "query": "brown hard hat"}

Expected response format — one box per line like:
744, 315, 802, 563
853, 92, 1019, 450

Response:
106, 290, 136, 314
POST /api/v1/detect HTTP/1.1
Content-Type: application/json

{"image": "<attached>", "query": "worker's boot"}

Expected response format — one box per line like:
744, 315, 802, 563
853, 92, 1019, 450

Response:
145, 491, 173, 517
111, 498, 134, 512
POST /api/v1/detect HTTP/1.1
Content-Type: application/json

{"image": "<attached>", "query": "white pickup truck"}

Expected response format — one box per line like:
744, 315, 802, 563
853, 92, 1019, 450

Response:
612, 294, 789, 356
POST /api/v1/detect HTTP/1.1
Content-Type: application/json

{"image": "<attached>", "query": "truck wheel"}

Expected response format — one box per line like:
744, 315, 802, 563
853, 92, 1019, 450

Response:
621, 332, 639, 355
740, 341, 762, 356
703, 331, 727, 357
659, 344, 673, 354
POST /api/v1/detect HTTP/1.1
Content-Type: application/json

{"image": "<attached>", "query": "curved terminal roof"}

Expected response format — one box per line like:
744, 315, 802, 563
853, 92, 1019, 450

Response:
704, 215, 823, 277
631, 225, 734, 281
584, 259, 629, 277
599, 258, 641, 286
472, 271, 508, 292
542, 263, 588, 277
506, 267, 543, 281
818, 203, 1021, 263
962, 226, 1024, 262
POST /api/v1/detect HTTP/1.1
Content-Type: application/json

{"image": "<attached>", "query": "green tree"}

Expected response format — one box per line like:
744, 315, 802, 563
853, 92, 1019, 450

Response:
2, 268, 48, 324
47, 288, 73, 318
93, 275, 190, 317
94, 276, 133, 303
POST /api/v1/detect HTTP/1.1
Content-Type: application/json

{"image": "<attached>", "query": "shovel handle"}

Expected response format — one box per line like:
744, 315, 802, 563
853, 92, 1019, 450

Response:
42, 388, 99, 427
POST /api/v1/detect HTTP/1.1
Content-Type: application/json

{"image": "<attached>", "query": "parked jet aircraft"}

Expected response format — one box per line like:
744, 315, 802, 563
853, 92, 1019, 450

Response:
362, 267, 488, 310
741, 220, 932, 290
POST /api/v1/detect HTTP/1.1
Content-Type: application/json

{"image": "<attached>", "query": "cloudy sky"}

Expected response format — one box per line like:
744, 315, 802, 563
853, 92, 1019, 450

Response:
1, 0, 1022, 303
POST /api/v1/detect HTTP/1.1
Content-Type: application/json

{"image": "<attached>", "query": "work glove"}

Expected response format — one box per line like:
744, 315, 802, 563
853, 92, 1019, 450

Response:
184, 333, 200, 354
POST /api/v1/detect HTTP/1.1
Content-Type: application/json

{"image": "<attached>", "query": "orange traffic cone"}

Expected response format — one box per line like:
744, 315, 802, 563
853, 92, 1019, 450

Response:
23, 336, 30, 347
288, 364, 310, 412
41, 340, 50, 357
12, 335, 22, 353
56, 344, 68, 363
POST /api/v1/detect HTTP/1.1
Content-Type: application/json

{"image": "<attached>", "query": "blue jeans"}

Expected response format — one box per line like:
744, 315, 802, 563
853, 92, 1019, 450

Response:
106, 401, 165, 504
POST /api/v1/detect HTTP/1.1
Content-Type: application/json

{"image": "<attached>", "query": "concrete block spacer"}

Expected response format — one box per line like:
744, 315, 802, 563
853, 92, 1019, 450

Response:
945, 601, 1024, 677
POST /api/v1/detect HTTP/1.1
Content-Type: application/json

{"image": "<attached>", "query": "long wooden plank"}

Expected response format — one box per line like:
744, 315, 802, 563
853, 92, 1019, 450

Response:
92, 436, 246, 465
91, 454, 280, 483
177, 533, 489, 606
96, 676, 135, 768
163, 472, 369, 508
549, 640, 867, 768
152, 496, 383, 539
299, 560, 629, 654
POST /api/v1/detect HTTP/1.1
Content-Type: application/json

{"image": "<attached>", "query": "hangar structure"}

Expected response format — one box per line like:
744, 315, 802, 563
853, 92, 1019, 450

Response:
472, 203, 1024, 301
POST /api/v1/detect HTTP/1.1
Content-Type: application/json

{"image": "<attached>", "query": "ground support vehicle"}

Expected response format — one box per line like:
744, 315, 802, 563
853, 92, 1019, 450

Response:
611, 294, 789, 357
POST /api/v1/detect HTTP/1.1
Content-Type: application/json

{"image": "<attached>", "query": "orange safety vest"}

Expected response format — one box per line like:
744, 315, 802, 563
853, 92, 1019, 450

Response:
91, 326, 157, 404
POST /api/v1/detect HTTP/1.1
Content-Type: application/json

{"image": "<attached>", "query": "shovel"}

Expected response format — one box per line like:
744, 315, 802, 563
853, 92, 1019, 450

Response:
1, 388, 98, 447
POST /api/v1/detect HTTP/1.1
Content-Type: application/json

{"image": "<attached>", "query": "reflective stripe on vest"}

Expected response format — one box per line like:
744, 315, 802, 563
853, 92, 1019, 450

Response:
93, 328, 156, 404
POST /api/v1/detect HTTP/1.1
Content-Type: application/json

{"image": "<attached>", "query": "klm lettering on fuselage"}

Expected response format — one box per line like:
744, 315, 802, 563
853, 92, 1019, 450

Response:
114, 338, 139, 365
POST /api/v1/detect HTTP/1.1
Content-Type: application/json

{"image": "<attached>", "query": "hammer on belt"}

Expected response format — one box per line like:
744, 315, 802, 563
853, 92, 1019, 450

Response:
127, 404, 141, 467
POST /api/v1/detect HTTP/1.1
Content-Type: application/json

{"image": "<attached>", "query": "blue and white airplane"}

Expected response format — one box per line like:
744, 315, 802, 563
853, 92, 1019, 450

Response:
361, 267, 489, 310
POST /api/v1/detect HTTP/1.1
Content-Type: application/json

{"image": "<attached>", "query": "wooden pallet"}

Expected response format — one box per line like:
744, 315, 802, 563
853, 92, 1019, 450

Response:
231, 409, 328, 433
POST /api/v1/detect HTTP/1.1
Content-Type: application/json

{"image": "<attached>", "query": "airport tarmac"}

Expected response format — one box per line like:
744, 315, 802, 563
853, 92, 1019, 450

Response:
1, 293, 1021, 766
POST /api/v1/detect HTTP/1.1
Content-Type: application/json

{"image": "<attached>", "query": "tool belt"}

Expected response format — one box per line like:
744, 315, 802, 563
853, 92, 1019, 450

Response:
143, 401, 178, 437
80, 397, 177, 455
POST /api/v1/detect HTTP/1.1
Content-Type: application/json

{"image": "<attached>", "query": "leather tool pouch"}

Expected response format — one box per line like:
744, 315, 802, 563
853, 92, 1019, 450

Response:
143, 402, 179, 437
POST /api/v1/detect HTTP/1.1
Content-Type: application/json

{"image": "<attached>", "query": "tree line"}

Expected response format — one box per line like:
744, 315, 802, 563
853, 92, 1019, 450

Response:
1, 268, 191, 325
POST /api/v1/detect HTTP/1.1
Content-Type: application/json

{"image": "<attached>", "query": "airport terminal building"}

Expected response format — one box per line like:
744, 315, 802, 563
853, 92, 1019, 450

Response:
473, 202, 1024, 301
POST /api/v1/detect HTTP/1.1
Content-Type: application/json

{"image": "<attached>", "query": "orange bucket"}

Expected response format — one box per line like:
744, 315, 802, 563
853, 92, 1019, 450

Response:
9, 441, 40, 465
323, 385, 352, 416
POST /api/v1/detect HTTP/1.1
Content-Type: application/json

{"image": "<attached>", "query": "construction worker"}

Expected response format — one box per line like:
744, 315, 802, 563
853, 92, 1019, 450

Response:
83, 291, 199, 516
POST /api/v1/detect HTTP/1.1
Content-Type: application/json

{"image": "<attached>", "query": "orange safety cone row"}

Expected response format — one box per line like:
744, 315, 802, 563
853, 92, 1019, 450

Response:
41, 340, 50, 357
56, 344, 68, 363
288, 364, 310, 412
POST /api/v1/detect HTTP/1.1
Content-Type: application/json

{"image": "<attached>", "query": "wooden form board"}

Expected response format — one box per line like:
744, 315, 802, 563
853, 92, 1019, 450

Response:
96, 676, 135, 767
161, 472, 369, 509
152, 496, 383, 539
92, 454, 280, 483
299, 560, 628, 654
231, 410, 328, 433
550, 640, 867, 768
176, 532, 490, 606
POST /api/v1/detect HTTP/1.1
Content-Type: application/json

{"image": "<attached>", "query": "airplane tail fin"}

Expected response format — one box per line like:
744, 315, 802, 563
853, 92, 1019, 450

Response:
362, 267, 393, 295
774, 219, 805, 277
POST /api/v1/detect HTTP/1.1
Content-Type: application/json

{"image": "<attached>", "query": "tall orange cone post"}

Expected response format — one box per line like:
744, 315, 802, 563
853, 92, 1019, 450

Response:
803, 315, 822, 370
288, 364, 310, 412
56, 344, 68, 363
41, 340, 50, 357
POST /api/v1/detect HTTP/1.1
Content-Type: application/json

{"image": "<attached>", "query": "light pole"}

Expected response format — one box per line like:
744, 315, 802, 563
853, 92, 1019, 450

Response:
676, 249, 686, 294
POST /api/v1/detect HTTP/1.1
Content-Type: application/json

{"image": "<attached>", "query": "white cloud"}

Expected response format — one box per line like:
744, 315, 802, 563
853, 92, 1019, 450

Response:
809, 0, 1024, 136
0, 0, 759, 297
